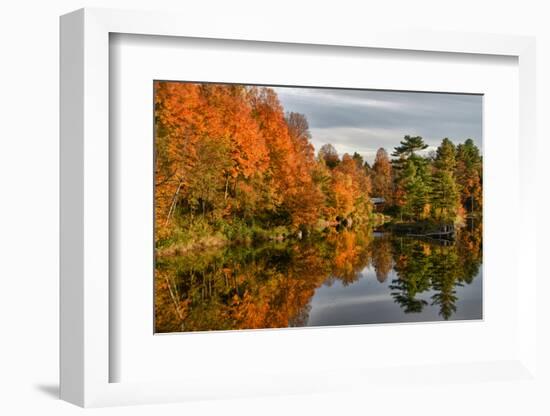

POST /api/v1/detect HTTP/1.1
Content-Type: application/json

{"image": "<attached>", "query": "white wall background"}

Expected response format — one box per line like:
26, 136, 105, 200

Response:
0, 1, 548, 415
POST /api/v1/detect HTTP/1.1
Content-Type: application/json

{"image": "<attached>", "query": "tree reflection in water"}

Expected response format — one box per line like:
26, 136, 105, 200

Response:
155, 222, 482, 332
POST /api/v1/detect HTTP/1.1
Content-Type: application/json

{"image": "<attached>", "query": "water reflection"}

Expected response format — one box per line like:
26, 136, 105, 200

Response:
155, 223, 482, 332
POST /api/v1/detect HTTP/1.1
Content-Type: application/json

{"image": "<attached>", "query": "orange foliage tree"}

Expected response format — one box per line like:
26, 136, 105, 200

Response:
371, 148, 393, 205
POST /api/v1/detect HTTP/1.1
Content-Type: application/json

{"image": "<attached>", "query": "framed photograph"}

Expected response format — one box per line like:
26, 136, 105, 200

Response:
60, 8, 538, 407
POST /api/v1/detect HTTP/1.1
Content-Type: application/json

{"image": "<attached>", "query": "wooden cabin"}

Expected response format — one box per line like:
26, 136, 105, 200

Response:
370, 197, 386, 212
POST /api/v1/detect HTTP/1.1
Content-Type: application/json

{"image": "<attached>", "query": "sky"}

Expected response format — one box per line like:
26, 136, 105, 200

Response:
273, 86, 483, 165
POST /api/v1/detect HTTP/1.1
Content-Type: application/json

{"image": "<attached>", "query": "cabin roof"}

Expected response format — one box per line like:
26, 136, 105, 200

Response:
371, 197, 385, 204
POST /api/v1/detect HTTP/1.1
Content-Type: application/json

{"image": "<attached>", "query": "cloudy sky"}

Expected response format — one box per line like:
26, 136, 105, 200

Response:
273, 86, 483, 165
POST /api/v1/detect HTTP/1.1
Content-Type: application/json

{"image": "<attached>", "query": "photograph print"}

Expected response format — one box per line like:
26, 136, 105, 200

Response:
154, 81, 483, 333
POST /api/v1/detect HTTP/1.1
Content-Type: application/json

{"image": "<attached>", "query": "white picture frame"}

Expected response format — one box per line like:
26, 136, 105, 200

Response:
60, 7, 538, 407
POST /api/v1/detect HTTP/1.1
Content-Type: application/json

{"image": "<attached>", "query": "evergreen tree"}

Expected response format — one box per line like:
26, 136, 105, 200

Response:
352, 152, 364, 169
392, 136, 431, 221
430, 138, 460, 222
391, 135, 429, 159
434, 138, 456, 170
400, 160, 430, 220
455, 139, 482, 214
430, 170, 459, 221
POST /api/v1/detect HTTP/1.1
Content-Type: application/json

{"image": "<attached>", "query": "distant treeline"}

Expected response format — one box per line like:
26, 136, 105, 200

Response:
154, 82, 482, 248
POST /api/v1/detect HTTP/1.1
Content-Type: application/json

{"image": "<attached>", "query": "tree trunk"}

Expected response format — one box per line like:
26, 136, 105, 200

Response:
224, 176, 230, 201
165, 179, 183, 226
164, 275, 184, 324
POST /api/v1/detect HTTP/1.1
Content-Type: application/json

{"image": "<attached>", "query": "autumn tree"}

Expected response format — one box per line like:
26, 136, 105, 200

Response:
318, 143, 340, 169
331, 170, 354, 219
286, 111, 311, 143
248, 88, 298, 215
331, 153, 372, 222
285, 112, 324, 228
371, 148, 393, 205
186, 135, 232, 216
154, 81, 203, 234
311, 158, 334, 219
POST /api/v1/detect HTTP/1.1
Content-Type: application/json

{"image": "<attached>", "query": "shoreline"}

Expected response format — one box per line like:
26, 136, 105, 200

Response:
156, 215, 481, 258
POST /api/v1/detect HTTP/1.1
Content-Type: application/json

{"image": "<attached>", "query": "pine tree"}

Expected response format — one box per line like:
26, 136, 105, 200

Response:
430, 170, 459, 221
430, 138, 460, 222
400, 160, 430, 221
392, 136, 431, 221
434, 138, 456, 170
352, 152, 364, 169
391, 135, 429, 159
455, 139, 482, 214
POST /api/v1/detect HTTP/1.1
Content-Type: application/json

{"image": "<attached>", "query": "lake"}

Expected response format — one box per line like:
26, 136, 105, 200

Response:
155, 223, 482, 333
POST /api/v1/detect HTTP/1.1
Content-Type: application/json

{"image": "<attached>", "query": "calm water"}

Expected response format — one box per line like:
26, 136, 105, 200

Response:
155, 224, 482, 333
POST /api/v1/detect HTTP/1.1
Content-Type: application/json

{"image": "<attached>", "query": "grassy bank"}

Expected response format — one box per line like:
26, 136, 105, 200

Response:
156, 212, 392, 258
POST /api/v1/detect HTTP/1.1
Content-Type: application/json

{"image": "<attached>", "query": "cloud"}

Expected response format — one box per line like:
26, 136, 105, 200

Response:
273, 86, 482, 164
278, 87, 408, 110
